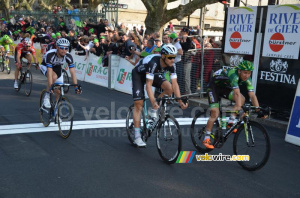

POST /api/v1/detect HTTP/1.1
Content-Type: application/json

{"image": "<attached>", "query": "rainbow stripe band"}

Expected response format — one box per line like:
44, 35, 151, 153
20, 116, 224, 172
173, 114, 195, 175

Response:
176, 151, 196, 163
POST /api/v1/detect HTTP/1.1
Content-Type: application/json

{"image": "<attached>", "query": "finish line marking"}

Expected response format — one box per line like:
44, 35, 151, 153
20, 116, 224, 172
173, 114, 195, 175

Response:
0, 118, 209, 135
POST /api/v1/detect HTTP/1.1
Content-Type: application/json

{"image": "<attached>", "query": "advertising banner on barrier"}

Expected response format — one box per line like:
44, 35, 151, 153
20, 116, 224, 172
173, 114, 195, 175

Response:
262, 4, 300, 60
285, 79, 300, 146
114, 58, 134, 94
84, 53, 109, 87
224, 6, 257, 55
65, 51, 86, 81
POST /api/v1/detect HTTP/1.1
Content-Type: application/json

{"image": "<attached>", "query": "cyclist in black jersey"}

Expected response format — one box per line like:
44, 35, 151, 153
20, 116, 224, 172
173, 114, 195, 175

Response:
40, 38, 82, 108
132, 44, 188, 147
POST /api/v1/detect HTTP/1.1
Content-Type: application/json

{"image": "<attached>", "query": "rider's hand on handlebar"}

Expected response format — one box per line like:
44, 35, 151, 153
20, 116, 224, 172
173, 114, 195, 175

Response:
75, 85, 82, 94
179, 100, 188, 110
151, 101, 159, 110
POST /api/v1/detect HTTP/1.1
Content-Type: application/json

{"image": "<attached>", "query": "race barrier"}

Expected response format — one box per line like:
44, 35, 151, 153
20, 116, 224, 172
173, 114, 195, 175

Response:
285, 79, 300, 146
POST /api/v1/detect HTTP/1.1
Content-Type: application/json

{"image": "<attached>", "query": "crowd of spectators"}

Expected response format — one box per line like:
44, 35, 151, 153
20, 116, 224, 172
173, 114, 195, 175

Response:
0, 4, 222, 94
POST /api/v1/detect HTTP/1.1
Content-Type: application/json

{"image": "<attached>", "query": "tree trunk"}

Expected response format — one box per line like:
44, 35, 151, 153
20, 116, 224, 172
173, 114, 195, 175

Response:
2, 0, 10, 19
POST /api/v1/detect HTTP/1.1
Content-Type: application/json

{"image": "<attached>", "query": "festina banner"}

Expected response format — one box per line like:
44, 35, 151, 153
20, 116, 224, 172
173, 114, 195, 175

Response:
224, 6, 257, 55
262, 4, 300, 60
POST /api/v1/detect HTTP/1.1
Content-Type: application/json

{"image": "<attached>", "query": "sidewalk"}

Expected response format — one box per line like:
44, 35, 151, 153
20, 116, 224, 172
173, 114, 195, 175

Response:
188, 97, 289, 130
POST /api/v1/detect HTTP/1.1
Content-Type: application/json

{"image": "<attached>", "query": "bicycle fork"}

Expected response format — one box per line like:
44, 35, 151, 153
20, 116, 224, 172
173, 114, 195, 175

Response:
243, 116, 255, 147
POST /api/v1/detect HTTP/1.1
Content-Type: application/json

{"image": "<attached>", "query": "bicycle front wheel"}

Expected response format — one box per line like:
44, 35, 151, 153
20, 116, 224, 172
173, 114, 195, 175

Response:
57, 96, 74, 139
233, 121, 271, 171
39, 89, 52, 127
126, 104, 146, 145
62, 69, 69, 93
190, 111, 217, 153
156, 115, 181, 164
24, 70, 32, 96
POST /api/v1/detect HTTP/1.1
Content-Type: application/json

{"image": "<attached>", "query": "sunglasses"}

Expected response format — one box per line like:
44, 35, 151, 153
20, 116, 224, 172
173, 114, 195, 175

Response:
59, 47, 69, 50
166, 56, 176, 60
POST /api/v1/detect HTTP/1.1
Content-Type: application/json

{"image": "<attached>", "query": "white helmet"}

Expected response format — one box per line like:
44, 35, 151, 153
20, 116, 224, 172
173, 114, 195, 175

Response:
161, 44, 177, 55
56, 38, 70, 47
23, 38, 32, 46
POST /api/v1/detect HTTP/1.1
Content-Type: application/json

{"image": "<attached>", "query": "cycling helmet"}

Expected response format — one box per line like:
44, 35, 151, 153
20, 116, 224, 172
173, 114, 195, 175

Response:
237, 60, 254, 71
161, 44, 177, 56
3, 35, 10, 40
23, 38, 32, 46
56, 38, 70, 47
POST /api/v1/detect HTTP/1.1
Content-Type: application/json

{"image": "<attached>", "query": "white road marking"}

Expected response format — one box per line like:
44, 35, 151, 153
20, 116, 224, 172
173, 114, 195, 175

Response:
0, 118, 209, 135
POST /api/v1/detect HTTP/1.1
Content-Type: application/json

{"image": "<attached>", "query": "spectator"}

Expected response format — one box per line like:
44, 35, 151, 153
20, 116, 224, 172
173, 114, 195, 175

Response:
168, 33, 183, 63
90, 39, 103, 56
139, 25, 144, 36
121, 34, 136, 58
180, 27, 194, 94
155, 39, 162, 48
125, 45, 140, 66
162, 34, 170, 45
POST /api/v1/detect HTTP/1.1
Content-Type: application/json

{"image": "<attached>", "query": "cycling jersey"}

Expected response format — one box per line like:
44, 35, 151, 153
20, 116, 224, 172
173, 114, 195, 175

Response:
132, 54, 177, 101
15, 42, 36, 55
0, 37, 13, 51
207, 68, 254, 108
212, 68, 254, 91
14, 42, 36, 62
40, 49, 74, 78
134, 54, 177, 80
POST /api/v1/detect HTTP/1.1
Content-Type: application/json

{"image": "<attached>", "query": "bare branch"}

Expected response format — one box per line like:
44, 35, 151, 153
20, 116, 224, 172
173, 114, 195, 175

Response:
38, 0, 52, 10
141, 0, 154, 12
165, 0, 218, 22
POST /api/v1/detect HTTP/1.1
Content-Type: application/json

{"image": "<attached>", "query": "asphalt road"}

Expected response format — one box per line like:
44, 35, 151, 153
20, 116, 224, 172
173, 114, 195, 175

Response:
0, 66, 299, 198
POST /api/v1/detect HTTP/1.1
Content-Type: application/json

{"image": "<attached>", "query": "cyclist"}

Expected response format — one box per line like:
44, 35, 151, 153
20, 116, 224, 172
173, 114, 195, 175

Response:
14, 38, 38, 89
203, 60, 266, 149
40, 38, 82, 108
132, 44, 188, 147
0, 35, 14, 71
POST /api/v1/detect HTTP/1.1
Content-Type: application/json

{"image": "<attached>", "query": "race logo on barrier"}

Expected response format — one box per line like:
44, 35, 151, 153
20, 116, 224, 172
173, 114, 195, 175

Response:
225, 6, 257, 55
262, 5, 300, 59
260, 59, 296, 85
117, 69, 127, 84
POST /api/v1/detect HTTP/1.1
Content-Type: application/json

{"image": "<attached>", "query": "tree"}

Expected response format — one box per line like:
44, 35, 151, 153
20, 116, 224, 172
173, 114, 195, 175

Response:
0, 0, 10, 19
141, 0, 220, 34
38, 0, 73, 10
14, 0, 36, 11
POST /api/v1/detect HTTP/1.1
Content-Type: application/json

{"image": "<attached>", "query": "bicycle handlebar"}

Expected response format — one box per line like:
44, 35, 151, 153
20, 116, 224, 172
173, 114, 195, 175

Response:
242, 104, 271, 117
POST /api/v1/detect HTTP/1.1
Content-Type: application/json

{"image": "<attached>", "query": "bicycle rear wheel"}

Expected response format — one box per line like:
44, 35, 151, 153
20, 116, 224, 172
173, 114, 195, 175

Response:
57, 96, 74, 139
156, 115, 181, 164
190, 111, 217, 153
0, 62, 4, 72
24, 70, 32, 96
233, 121, 271, 171
62, 69, 69, 93
126, 104, 146, 145
39, 89, 52, 127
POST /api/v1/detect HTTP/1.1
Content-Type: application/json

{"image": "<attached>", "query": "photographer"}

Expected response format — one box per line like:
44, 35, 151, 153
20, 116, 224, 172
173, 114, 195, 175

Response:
125, 45, 140, 66
120, 33, 136, 58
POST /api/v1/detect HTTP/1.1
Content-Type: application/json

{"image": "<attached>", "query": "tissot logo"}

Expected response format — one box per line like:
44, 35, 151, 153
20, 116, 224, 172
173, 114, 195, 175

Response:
260, 59, 296, 85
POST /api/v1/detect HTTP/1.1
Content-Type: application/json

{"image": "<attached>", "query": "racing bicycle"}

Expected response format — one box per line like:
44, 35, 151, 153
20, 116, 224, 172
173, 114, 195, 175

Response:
190, 102, 271, 171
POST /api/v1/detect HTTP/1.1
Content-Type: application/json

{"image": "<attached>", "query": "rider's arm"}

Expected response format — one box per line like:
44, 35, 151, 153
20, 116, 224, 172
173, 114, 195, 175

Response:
233, 88, 243, 110
171, 77, 188, 109
69, 67, 78, 85
66, 54, 77, 85
248, 92, 259, 107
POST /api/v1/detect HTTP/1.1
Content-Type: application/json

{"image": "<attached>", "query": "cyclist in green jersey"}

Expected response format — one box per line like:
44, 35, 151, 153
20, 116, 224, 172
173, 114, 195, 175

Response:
203, 60, 265, 149
0, 35, 14, 70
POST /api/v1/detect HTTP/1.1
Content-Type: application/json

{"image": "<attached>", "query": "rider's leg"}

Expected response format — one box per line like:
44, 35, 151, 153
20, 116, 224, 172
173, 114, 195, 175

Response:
26, 54, 32, 70
133, 99, 144, 137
